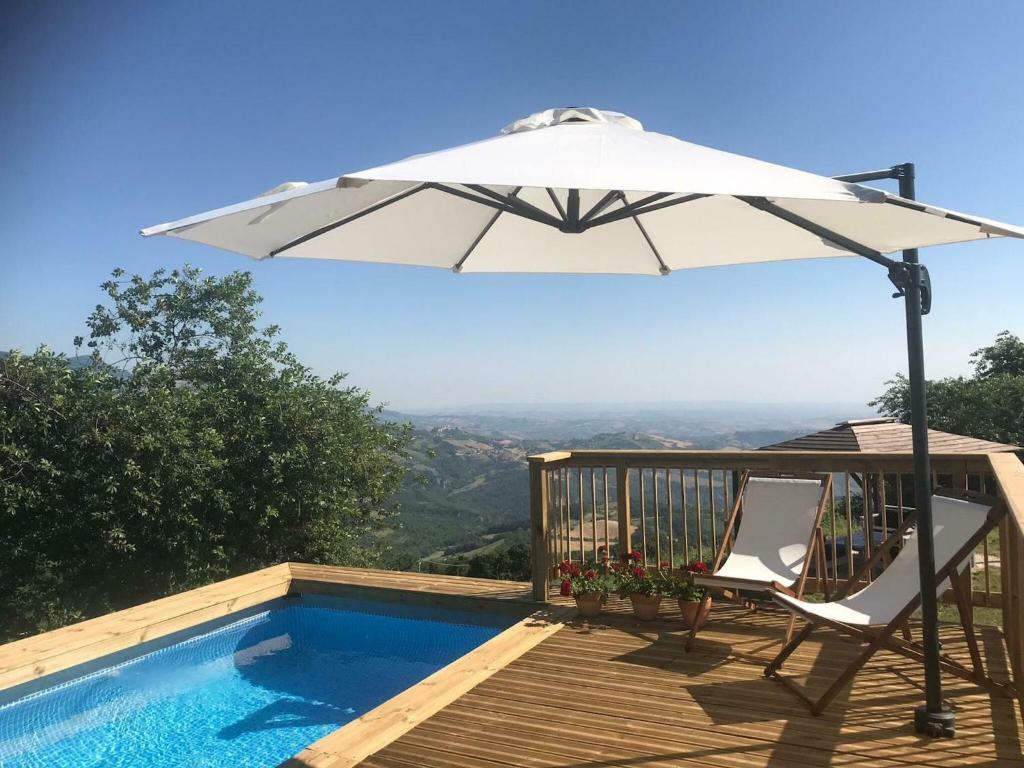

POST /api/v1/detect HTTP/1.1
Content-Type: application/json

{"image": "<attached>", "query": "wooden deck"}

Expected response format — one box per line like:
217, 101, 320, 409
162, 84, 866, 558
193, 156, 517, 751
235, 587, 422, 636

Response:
356, 599, 1023, 768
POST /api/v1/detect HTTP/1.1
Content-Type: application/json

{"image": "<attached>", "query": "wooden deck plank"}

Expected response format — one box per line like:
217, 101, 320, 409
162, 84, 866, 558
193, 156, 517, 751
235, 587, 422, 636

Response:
351, 600, 1022, 768
287, 563, 534, 601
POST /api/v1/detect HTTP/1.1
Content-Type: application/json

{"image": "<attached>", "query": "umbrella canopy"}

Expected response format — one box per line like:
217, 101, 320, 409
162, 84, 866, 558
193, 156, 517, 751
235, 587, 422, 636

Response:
142, 107, 1024, 273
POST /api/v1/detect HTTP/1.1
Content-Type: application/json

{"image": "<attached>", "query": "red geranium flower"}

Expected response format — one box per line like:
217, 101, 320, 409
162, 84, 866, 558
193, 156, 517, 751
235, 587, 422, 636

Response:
687, 561, 709, 574
560, 580, 572, 597
584, 569, 596, 580
632, 566, 645, 578
629, 550, 642, 562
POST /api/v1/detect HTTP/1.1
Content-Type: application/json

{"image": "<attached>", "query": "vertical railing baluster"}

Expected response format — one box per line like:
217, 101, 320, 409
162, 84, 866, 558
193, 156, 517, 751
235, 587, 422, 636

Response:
830, 474, 838, 584
982, 523, 991, 607
590, 468, 598, 564
863, 472, 873, 583
653, 467, 662, 567
695, 470, 704, 563
565, 468, 572, 563
577, 468, 584, 564
603, 467, 611, 555
880, 470, 889, 542
709, 470, 718, 559
845, 471, 854, 580
681, 469, 691, 565
639, 468, 648, 565
667, 468, 675, 570
896, 472, 905, 528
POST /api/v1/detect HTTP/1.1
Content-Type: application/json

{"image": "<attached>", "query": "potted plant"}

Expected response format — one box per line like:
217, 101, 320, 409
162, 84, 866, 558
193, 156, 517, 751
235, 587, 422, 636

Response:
558, 546, 612, 618
670, 560, 712, 629
614, 551, 667, 621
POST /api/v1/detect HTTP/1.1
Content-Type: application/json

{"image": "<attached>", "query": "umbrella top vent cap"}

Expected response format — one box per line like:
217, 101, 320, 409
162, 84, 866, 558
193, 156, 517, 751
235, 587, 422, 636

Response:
501, 107, 643, 135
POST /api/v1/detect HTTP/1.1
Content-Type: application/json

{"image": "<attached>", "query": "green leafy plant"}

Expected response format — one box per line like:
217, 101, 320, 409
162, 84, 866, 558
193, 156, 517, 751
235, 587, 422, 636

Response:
666, 560, 710, 602
558, 545, 614, 597
612, 550, 670, 597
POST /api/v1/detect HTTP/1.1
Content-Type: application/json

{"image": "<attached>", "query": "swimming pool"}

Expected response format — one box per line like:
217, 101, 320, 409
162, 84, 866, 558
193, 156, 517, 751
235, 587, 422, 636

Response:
0, 594, 522, 767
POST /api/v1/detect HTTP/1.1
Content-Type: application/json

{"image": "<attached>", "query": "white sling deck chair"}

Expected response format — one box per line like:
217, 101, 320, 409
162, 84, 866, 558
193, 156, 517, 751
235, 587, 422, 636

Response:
685, 473, 832, 651
764, 489, 1011, 720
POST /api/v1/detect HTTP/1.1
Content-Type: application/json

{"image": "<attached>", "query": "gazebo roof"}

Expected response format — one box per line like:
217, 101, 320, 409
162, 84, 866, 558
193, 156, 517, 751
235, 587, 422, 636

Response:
760, 417, 1019, 453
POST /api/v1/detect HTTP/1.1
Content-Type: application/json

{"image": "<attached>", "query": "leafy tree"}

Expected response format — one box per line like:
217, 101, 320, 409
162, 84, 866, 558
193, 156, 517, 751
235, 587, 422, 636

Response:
970, 330, 1024, 379
466, 543, 532, 581
0, 266, 410, 640
870, 330, 1024, 447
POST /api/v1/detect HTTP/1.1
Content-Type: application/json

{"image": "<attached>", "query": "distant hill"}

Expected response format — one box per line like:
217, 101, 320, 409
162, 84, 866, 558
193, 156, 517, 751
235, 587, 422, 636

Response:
382, 413, 850, 565
1, 349, 125, 378
383, 401, 873, 442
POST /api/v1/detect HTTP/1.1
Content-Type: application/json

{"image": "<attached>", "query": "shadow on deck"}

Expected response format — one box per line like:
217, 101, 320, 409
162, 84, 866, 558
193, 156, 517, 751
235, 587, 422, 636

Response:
359, 601, 1023, 768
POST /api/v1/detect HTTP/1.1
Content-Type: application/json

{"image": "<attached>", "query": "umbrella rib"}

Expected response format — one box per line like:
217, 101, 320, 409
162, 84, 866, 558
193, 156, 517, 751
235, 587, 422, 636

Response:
622, 194, 670, 275
269, 183, 428, 257
431, 183, 563, 229
546, 188, 567, 221
884, 197, 984, 228
584, 193, 704, 229
581, 190, 624, 224
453, 187, 523, 273
737, 196, 894, 268
465, 184, 565, 228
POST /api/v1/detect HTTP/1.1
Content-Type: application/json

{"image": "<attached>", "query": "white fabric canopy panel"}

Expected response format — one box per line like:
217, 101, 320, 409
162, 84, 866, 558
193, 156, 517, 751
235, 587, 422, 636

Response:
141, 107, 1024, 274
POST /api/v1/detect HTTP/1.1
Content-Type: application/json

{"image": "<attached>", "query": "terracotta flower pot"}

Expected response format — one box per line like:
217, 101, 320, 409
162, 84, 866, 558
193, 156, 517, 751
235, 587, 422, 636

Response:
629, 593, 662, 621
574, 592, 604, 618
678, 597, 712, 629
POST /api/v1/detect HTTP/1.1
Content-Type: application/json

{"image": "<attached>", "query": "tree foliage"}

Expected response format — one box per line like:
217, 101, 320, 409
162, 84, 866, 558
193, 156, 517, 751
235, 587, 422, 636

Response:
465, 543, 531, 581
1, 266, 410, 640
870, 330, 1024, 447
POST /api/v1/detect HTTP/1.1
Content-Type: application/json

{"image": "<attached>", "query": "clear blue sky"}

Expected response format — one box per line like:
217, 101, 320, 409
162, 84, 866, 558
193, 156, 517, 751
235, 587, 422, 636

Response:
2, 1, 1022, 411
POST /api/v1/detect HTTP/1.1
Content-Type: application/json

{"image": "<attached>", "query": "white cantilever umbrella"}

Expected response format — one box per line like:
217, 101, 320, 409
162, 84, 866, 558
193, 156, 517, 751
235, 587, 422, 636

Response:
142, 107, 1023, 735
142, 107, 1022, 273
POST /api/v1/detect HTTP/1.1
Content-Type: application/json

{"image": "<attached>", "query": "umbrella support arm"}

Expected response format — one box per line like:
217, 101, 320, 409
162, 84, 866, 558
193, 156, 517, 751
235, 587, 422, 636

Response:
836, 162, 951, 737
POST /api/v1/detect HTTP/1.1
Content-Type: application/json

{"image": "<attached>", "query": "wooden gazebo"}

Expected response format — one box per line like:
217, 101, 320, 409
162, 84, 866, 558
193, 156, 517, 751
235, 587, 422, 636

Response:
761, 417, 1019, 455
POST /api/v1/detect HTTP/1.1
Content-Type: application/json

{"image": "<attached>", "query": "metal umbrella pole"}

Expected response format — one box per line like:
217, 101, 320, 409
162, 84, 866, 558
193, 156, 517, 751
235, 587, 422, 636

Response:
834, 163, 952, 737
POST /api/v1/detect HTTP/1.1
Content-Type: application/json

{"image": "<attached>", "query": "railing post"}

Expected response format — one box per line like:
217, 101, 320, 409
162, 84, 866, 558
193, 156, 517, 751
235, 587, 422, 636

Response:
616, 462, 631, 560
529, 457, 551, 602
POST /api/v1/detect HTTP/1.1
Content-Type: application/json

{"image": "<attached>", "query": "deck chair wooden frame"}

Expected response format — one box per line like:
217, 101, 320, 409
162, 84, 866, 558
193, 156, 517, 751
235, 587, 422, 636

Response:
763, 488, 1015, 716
685, 471, 833, 651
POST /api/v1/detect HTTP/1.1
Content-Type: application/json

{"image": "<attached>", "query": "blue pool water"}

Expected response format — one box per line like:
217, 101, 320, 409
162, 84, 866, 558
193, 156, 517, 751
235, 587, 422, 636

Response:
0, 595, 519, 767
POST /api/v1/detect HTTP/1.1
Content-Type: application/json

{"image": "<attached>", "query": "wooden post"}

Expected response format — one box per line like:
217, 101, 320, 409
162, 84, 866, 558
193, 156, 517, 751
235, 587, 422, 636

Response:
529, 458, 550, 603
616, 462, 632, 560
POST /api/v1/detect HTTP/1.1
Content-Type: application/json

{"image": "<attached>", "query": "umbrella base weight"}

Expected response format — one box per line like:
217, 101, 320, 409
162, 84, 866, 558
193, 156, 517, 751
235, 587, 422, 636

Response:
914, 704, 955, 738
